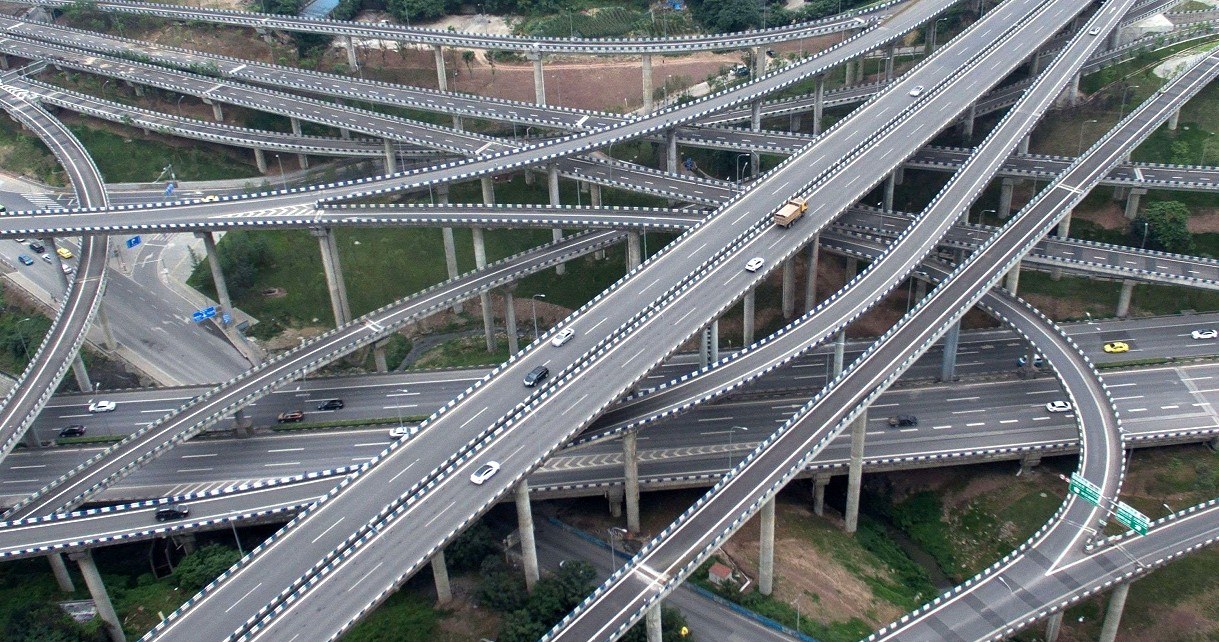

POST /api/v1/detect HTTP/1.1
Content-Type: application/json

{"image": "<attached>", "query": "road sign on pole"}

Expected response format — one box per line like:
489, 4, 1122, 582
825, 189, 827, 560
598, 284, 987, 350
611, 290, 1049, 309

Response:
191, 306, 217, 323
126, 236, 141, 249
1068, 472, 1102, 507
1114, 501, 1150, 535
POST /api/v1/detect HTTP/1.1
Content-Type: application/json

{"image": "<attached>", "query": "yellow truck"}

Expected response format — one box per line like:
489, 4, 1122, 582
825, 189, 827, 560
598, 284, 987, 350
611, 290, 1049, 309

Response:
773, 198, 807, 228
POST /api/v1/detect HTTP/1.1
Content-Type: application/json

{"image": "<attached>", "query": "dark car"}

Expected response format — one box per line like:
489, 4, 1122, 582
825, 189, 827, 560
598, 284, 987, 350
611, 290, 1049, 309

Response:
317, 399, 345, 411
888, 415, 918, 427
27, 241, 45, 254
277, 410, 305, 423
155, 504, 190, 521
523, 366, 549, 387
58, 425, 86, 438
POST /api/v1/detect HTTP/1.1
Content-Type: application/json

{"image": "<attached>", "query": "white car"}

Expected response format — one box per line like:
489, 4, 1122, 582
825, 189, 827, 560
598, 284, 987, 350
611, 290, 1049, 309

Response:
551, 327, 576, 347
908, 85, 924, 97
1045, 400, 1072, 413
88, 400, 116, 413
1191, 329, 1218, 340
470, 461, 501, 485
1087, 27, 1100, 36
388, 426, 409, 439
745, 257, 765, 272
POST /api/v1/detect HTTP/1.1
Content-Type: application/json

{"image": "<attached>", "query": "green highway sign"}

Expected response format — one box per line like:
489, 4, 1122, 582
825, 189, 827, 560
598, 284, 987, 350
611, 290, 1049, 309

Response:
1115, 501, 1150, 536
1068, 472, 1102, 507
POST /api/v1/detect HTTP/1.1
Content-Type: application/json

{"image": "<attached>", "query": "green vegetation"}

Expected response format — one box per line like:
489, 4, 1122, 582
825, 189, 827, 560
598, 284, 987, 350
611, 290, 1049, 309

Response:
410, 335, 513, 369
0, 558, 101, 642
67, 126, 257, 183
340, 590, 440, 642
269, 416, 428, 431
1021, 270, 1219, 319
0, 111, 65, 186
0, 294, 52, 378
1134, 200, 1193, 253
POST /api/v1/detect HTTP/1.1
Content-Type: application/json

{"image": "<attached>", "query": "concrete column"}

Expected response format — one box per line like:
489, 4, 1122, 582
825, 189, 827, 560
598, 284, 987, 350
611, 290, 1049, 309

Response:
805, 240, 819, 312
431, 549, 452, 605
1107, 27, 1121, 51
383, 138, 397, 174
1113, 185, 1128, 201
1029, 49, 1041, 76
789, 113, 802, 133
641, 53, 653, 113
547, 164, 565, 275
962, 102, 977, 141
529, 51, 546, 105
1060, 71, 1081, 107
72, 551, 125, 642
591, 183, 606, 259
759, 497, 776, 595
782, 257, 797, 318
1051, 210, 1072, 281
645, 603, 663, 642
344, 35, 359, 70
845, 257, 859, 278
233, 408, 254, 438
1117, 280, 1135, 318
844, 409, 867, 534
480, 176, 495, 205
472, 228, 495, 353
624, 429, 640, 534
709, 319, 719, 363
844, 59, 855, 85
0, 54, 7, 70
998, 178, 1015, 218
96, 303, 117, 352
608, 488, 624, 518
1045, 612, 1064, 642
940, 320, 960, 381
1168, 108, 1180, 130
48, 553, 75, 592
1018, 134, 1030, 155
813, 474, 830, 516
432, 44, 448, 91
883, 171, 896, 211
515, 481, 540, 591
1019, 453, 1042, 475
442, 228, 461, 313
833, 330, 846, 377
373, 340, 389, 373
504, 288, 519, 354
753, 45, 765, 77
210, 101, 223, 122
312, 228, 352, 327
885, 45, 895, 81
666, 129, 678, 175
1124, 188, 1146, 220
627, 231, 642, 270
196, 232, 233, 317
698, 325, 710, 368
72, 355, 92, 393
742, 287, 756, 345
894, 166, 904, 184
1098, 582, 1133, 642
750, 100, 761, 175
1004, 264, 1020, 295
289, 117, 308, 169
813, 74, 825, 135
253, 147, 267, 173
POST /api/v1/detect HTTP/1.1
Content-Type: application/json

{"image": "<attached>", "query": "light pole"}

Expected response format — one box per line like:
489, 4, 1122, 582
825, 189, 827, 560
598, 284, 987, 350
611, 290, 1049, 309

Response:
1119, 85, 1140, 118
531, 294, 546, 341
735, 153, 750, 182
929, 17, 949, 53
978, 208, 995, 226
1139, 218, 1150, 249
176, 94, 185, 116
1077, 119, 1098, 155
728, 425, 748, 467
275, 153, 286, 190
606, 526, 627, 569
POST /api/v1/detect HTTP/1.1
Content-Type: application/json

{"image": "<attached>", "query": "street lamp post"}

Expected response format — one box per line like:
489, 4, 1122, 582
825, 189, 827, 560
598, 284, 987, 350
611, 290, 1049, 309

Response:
606, 526, 627, 569
531, 294, 546, 341
275, 153, 286, 190
176, 94, 185, 116
978, 208, 995, 226
728, 425, 748, 467
735, 153, 750, 182
1119, 85, 1140, 118
929, 17, 949, 53
1077, 119, 1098, 155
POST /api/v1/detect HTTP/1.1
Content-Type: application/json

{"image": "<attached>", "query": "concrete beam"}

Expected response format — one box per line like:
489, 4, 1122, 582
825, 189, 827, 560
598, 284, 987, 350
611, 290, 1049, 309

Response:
515, 481, 540, 591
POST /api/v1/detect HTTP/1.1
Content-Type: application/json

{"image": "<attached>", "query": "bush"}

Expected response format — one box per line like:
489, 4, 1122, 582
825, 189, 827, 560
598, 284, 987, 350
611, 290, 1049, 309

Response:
4, 602, 105, 642
1133, 200, 1193, 254
173, 544, 241, 593
445, 522, 497, 572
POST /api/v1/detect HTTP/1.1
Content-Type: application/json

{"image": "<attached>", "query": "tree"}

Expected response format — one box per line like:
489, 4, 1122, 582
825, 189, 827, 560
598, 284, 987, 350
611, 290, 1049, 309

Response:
462, 50, 476, 74
478, 556, 528, 612
5, 602, 105, 642
1133, 200, 1193, 254
173, 544, 241, 593
445, 521, 497, 571
215, 232, 272, 298
385, 0, 446, 23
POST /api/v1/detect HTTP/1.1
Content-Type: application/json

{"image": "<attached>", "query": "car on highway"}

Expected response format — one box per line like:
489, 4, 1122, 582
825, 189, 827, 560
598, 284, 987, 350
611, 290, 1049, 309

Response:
523, 365, 549, 387
1016, 355, 1044, 368
1045, 400, 1072, 413
1088, 27, 1100, 35
61, 264, 73, 276
16, 254, 32, 266
56, 247, 74, 260
277, 410, 306, 423
317, 399, 345, 410
41, 254, 51, 263
14, 238, 25, 243
744, 257, 765, 272
155, 504, 190, 521
469, 461, 501, 485
1191, 329, 1218, 340
88, 400, 116, 413
27, 241, 44, 254
388, 426, 409, 439
888, 415, 918, 427
58, 425, 86, 438
908, 85, 924, 97
1102, 341, 1130, 354
551, 328, 576, 347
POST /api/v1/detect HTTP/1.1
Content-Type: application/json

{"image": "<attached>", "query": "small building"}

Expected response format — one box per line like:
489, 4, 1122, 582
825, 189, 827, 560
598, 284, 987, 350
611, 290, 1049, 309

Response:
707, 562, 735, 587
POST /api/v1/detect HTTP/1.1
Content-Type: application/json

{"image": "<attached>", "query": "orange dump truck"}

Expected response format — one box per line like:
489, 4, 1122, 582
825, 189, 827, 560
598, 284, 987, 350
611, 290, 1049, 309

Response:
773, 199, 807, 227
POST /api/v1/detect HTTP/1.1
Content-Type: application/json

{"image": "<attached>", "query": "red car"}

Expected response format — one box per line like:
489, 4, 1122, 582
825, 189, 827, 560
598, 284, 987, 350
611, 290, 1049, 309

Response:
277, 410, 305, 423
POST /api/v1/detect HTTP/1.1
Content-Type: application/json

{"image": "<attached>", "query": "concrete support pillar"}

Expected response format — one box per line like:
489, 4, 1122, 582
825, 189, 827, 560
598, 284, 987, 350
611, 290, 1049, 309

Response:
344, 35, 359, 70
624, 429, 640, 534
1045, 612, 1064, 642
742, 287, 756, 345
645, 603, 663, 642
253, 147, 267, 173
608, 488, 624, 518
753, 45, 765, 77
529, 51, 546, 105
504, 288, 519, 354
48, 553, 75, 592
883, 171, 896, 211
812, 74, 825, 135
844, 59, 855, 85
383, 138, 397, 175
749, 100, 761, 176
709, 319, 719, 363
72, 551, 125, 642
1113, 185, 1128, 201
1059, 71, 1081, 107
432, 44, 448, 91
845, 256, 859, 279
1019, 453, 1042, 475
1098, 582, 1133, 642
373, 340, 389, 373
782, 257, 797, 318
515, 482, 540, 591
196, 232, 233, 317
759, 497, 776, 595
286, 117, 311, 169
627, 231, 642, 270
1004, 264, 1021, 296
590, 183, 606, 258
547, 164, 565, 275
210, 101, 223, 122
1117, 280, 1135, 318
96, 301, 116, 352
833, 330, 846, 377
789, 113, 802, 133
72, 355, 92, 393
1029, 49, 1041, 76
1051, 210, 1072, 281
813, 474, 830, 516
472, 228, 495, 353
430, 549, 452, 605
0, 54, 8, 71
1125, 188, 1146, 220
962, 102, 977, 141
233, 408, 254, 438
940, 320, 960, 381
844, 409, 867, 534
312, 227, 352, 327
804, 240, 819, 312
1107, 27, 1121, 51
698, 325, 710, 368
885, 45, 895, 81
666, 129, 678, 175
1168, 108, 1180, 130
1018, 134, 1030, 155
442, 228, 461, 313
641, 53, 654, 113
998, 178, 1015, 219
480, 176, 495, 205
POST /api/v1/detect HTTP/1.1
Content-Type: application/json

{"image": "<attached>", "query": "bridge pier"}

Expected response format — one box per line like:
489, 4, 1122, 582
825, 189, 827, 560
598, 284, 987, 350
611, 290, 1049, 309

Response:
844, 409, 867, 534
782, 257, 797, 318
504, 287, 519, 354
627, 231, 642, 270
885, 45, 895, 81
547, 164, 565, 275
645, 603, 663, 642
759, 497, 776, 595
1168, 107, 1180, 130
1045, 611, 1064, 642
607, 487, 623, 517
1060, 71, 1081, 107
883, 171, 896, 211
1098, 581, 1133, 642
1117, 279, 1136, 318
789, 113, 802, 133
312, 227, 353, 327
253, 147, 268, 173
805, 240, 819, 312
433, 45, 462, 130
940, 320, 961, 381
624, 429, 640, 534
1018, 134, 1030, 155
431, 549, 452, 605
843, 59, 855, 85
233, 408, 254, 438
289, 117, 309, 170
1028, 49, 1041, 76
590, 183, 607, 259
742, 287, 756, 345
666, 129, 678, 176
514, 481, 540, 591
1004, 264, 1020, 295
472, 227, 496, 353
812, 473, 830, 516
641, 53, 653, 113
72, 356, 93, 393
1051, 210, 1071, 281
383, 138, 397, 174
750, 100, 762, 176
1107, 27, 1121, 51
373, 339, 389, 372
529, 50, 546, 105
845, 256, 859, 279
343, 35, 359, 70
1019, 453, 1042, 475
71, 550, 125, 642
195, 232, 234, 321
813, 74, 825, 135
998, 177, 1015, 218
709, 320, 719, 363
48, 552, 75, 592
961, 102, 977, 141
1124, 187, 1146, 220
699, 324, 710, 368
833, 330, 846, 377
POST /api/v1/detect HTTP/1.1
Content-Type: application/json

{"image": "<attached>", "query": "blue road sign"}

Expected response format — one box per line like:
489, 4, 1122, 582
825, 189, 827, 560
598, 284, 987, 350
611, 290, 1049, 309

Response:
222, 312, 232, 325
164, 183, 175, 196
126, 236, 141, 249
192, 306, 217, 323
